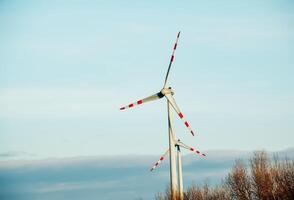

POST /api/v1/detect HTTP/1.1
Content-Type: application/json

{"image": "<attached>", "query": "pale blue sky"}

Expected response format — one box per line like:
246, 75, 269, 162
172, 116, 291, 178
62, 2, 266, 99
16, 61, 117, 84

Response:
0, 0, 294, 159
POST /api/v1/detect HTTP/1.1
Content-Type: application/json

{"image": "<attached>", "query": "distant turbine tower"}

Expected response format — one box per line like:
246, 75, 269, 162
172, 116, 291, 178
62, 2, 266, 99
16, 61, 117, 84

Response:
120, 32, 206, 200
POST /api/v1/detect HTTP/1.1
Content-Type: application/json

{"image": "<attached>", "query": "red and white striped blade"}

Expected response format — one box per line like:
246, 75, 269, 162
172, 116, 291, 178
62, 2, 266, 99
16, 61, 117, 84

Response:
120, 93, 162, 111
177, 141, 206, 157
163, 31, 181, 88
150, 149, 169, 172
165, 94, 195, 136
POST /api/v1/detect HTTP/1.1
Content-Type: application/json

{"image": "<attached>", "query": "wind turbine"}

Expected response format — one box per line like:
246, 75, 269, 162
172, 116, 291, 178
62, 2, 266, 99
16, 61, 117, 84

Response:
120, 32, 205, 200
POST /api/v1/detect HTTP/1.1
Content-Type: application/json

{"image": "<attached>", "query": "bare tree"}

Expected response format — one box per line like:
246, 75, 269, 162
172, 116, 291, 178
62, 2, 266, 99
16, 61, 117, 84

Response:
227, 160, 252, 200
250, 151, 274, 200
270, 156, 294, 200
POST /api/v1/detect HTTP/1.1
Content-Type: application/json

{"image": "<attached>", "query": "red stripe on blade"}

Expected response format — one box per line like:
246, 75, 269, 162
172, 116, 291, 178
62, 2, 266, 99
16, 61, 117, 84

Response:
137, 100, 143, 104
184, 121, 189, 127
178, 112, 184, 119
171, 55, 174, 62
160, 157, 164, 161
174, 43, 177, 50
190, 148, 194, 151
120, 107, 125, 110
129, 104, 134, 108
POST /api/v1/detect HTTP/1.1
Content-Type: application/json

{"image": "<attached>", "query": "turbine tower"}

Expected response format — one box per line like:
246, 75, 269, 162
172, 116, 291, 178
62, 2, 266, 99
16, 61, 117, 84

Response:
120, 32, 205, 200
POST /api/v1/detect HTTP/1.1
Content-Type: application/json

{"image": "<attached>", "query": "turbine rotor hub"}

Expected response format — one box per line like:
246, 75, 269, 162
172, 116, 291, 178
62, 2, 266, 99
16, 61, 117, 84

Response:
160, 87, 175, 96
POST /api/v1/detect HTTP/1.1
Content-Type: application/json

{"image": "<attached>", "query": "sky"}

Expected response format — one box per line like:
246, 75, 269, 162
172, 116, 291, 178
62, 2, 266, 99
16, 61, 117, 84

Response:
1, 0, 294, 160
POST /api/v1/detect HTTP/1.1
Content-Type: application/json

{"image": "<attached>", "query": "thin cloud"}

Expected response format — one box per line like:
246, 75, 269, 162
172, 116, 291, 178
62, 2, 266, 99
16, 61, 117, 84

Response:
0, 151, 35, 159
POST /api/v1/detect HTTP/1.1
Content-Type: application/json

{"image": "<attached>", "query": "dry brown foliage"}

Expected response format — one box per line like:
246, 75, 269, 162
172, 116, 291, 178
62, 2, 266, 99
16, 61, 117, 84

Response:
227, 160, 251, 200
155, 151, 294, 200
250, 151, 274, 199
184, 183, 230, 200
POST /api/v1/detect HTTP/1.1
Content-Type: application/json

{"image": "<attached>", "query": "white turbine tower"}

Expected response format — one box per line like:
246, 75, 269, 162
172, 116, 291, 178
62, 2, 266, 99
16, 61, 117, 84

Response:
120, 32, 206, 200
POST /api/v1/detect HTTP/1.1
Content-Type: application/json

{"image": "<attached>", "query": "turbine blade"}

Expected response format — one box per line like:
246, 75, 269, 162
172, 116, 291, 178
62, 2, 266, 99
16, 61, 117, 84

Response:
120, 92, 163, 111
150, 149, 169, 172
163, 31, 181, 88
165, 94, 195, 136
177, 141, 206, 157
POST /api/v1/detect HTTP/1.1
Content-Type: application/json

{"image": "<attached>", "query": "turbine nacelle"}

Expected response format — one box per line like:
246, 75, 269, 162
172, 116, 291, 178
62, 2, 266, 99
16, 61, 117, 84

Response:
160, 87, 174, 96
